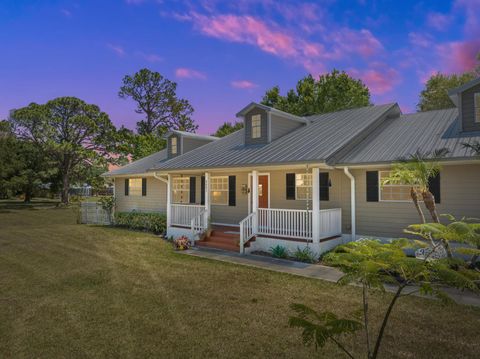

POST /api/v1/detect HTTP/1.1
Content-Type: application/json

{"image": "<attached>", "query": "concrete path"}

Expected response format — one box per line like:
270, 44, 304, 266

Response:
181, 247, 480, 307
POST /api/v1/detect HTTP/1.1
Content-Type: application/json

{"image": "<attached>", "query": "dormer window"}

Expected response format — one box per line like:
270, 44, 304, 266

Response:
475, 93, 480, 123
251, 114, 261, 138
171, 137, 178, 154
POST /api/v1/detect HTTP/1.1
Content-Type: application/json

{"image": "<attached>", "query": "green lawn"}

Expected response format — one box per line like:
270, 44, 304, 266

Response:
1, 206, 479, 358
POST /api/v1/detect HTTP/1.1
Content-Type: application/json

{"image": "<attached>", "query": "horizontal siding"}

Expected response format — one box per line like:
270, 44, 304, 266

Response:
182, 137, 211, 154
461, 82, 480, 132
270, 114, 303, 140
210, 172, 249, 224
115, 177, 167, 213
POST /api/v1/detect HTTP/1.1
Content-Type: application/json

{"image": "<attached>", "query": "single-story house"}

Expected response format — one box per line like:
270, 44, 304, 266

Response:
104, 77, 480, 256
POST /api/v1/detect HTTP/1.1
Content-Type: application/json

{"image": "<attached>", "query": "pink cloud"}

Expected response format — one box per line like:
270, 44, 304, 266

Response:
106, 43, 125, 57
350, 64, 401, 95
231, 80, 258, 89
437, 39, 480, 73
175, 67, 207, 80
426, 12, 452, 31
332, 28, 383, 58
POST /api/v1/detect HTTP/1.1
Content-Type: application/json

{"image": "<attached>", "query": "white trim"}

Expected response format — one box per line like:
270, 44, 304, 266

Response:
295, 173, 312, 200
248, 172, 270, 213
210, 175, 229, 206
172, 176, 190, 204
251, 114, 262, 139
211, 222, 240, 227
267, 111, 272, 143
166, 174, 172, 228
312, 167, 320, 243
343, 167, 356, 241
171, 136, 178, 155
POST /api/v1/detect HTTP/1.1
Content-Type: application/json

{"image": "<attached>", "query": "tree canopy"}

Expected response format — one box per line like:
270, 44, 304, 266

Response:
212, 121, 244, 137
261, 70, 371, 116
417, 72, 476, 112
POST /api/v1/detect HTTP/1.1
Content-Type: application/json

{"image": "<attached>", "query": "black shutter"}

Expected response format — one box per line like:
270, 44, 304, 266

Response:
228, 176, 236, 206
286, 173, 296, 200
124, 179, 129, 196
428, 172, 441, 204
189, 177, 196, 204
366, 171, 379, 202
319, 172, 329, 201
142, 178, 147, 196
200, 176, 205, 205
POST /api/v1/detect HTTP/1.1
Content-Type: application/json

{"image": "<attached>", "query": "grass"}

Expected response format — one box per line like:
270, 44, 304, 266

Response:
1, 207, 479, 358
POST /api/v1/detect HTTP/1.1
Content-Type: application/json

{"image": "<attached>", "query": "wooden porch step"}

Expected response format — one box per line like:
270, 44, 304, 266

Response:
196, 240, 239, 252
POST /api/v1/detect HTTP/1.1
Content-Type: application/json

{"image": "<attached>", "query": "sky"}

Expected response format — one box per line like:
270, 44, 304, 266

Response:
0, 0, 479, 134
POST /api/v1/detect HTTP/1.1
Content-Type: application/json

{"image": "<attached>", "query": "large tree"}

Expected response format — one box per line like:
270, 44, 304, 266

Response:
117, 127, 166, 161
119, 68, 197, 135
417, 72, 475, 112
261, 70, 371, 116
9, 97, 118, 204
212, 121, 244, 137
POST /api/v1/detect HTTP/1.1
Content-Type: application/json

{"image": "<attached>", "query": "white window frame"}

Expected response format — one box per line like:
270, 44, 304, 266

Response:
171, 136, 178, 154
251, 114, 261, 139
474, 93, 480, 123
379, 170, 421, 203
295, 173, 312, 201
128, 178, 143, 197
172, 177, 190, 204
210, 176, 229, 206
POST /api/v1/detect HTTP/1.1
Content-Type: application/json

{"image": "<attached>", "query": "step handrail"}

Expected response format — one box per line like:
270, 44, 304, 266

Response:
191, 209, 208, 244
239, 212, 256, 254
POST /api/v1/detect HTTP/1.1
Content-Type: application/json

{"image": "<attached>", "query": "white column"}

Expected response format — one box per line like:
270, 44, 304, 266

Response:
166, 174, 172, 228
344, 167, 356, 241
251, 170, 259, 233
312, 167, 320, 243
204, 172, 211, 224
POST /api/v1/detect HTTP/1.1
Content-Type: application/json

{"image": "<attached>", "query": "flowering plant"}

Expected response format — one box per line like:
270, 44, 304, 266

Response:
173, 236, 190, 250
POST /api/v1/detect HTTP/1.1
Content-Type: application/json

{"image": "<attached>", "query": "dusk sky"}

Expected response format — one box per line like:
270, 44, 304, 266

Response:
1, 0, 479, 134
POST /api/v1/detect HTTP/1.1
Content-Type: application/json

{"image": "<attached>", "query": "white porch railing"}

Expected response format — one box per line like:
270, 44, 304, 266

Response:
319, 208, 342, 239
191, 209, 208, 241
239, 212, 256, 254
171, 204, 205, 227
258, 208, 313, 240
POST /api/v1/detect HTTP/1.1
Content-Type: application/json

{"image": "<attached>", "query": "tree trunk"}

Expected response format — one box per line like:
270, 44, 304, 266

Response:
61, 172, 70, 204
24, 190, 32, 203
422, 190, 439, 223
410, 187, 425, 224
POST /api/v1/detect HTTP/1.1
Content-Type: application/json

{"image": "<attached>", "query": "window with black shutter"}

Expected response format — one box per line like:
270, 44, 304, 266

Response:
366, 171, 379, 202
124, 179, 129, 196
228, 176, 236, 206
142, 178, 147, 196
428, 173, 441, 203
189, 177, 196, 203
286, 173, 296, 200
319, 172, 329, 201
201, 176, 205, 205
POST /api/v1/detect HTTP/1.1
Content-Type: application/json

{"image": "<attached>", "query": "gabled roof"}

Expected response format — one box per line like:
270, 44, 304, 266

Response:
338, 108, 480, 165
151, 104, 398, 171
103, 149, 168, 177
163, 130, 218, 141
447, 77, 480, 96
236, 102, 308, 124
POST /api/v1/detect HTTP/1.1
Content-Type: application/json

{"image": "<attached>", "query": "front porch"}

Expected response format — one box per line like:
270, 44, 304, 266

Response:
164, 168, 345, 254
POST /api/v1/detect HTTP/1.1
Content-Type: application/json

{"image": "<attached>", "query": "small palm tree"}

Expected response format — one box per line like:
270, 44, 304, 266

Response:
462, 141, 480, 155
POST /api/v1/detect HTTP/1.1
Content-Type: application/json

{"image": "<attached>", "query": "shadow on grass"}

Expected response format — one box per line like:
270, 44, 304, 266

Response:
0, 199, 60, 211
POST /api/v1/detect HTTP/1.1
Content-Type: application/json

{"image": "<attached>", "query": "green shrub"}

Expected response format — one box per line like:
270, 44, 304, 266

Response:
293, 246, 317, 263
114, 211, 166, 234
270, 245, 289, 259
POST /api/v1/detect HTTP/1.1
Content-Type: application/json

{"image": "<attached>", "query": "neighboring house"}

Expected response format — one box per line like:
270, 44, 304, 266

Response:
105, 78, 480, 256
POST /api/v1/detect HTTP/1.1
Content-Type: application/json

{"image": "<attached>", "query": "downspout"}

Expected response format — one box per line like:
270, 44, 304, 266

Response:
153, 172, 168, 184
343, 167, 356, 241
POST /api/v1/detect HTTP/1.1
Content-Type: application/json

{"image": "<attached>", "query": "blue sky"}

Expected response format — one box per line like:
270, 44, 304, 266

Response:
0, 0, 479, 134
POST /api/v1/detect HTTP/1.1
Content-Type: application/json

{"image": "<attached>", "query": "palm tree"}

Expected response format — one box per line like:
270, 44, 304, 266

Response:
463, 141, 480, 155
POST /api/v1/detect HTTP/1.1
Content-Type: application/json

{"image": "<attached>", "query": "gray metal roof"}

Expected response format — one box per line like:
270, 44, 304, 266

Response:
338, 108, 480, 165
151, 104, 397, 171
163, 130, 218, 141
103, 149, 168, 177
236, 102, 308, 123
448, 77, 480, 95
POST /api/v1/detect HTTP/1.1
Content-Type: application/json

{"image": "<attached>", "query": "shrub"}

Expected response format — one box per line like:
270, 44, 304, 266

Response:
173, 236, 190, 250
293, 246, 317, 263
270, 245, 289, 259
114, 211, 166, 234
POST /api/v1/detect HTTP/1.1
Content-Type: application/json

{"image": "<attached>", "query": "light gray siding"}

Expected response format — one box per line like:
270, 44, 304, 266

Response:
244, 108, 268, 145
115, 177, 167, 213
270, 113, 303, 141
210, 172, 249, 224
461, 83, 480, 132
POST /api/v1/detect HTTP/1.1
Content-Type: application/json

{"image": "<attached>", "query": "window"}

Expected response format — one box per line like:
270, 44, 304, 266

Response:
295, 173, 312, 200
128, 178, 143, 196
210, 176, 228, 205
475, 93, 480, 123
379, 171, 420, 202
171, 136, 178, 154
172, 177, 189, 203
251, 114, 261, 139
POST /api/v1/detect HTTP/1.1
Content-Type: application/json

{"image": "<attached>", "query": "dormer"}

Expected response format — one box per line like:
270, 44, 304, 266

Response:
448, 77, 480, 133
164, 130, 218, 159
236, 102, 308, 145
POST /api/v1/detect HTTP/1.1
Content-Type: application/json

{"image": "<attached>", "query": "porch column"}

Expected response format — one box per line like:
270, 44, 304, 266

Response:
312, 167, 320, 243
204, 172, 211, 223
166, 174, 172, 228
251, 170, 259, 232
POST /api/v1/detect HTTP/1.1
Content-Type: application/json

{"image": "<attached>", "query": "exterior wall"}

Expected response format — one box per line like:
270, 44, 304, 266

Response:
244, 108, 268, 145
270, 113, 303, 141
461, 83, 480, 132
115, 176, 167, 213
351, 164, 480, 238
167, 134, 182, 159
210, 171, 250, 224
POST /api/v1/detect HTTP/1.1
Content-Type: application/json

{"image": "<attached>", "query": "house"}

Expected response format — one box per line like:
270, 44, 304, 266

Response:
104, 78, 480, 256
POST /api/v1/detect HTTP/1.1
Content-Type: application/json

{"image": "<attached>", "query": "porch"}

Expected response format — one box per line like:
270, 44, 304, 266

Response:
165, 168, 344, 254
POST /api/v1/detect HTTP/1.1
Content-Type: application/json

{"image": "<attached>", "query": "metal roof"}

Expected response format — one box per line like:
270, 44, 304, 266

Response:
338, 108, 480, 165
103, 149, 168, 177
236, 102, 308, 123
162, 130, 218, 141
151, 104, 397, 171
447, 77, 480, 95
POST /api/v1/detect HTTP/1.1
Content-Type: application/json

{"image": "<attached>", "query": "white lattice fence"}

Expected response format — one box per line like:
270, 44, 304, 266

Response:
80, 202, 112, 225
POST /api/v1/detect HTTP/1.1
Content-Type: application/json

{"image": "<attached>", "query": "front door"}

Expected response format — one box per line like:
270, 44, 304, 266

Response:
258, 175, 269, 208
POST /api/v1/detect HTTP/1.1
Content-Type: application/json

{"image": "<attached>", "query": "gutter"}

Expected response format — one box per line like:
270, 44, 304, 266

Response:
342, 167, 356, 241
153, 172, 168, 184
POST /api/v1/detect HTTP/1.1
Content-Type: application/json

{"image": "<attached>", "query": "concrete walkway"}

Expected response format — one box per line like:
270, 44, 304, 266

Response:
181, 247, 480, 307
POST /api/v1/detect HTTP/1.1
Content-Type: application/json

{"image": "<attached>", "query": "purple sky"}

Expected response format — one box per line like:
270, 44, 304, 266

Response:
0, 0, 479, 134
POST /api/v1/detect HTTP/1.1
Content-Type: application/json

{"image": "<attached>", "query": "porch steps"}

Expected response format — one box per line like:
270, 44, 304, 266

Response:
196, 226, 254, 252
